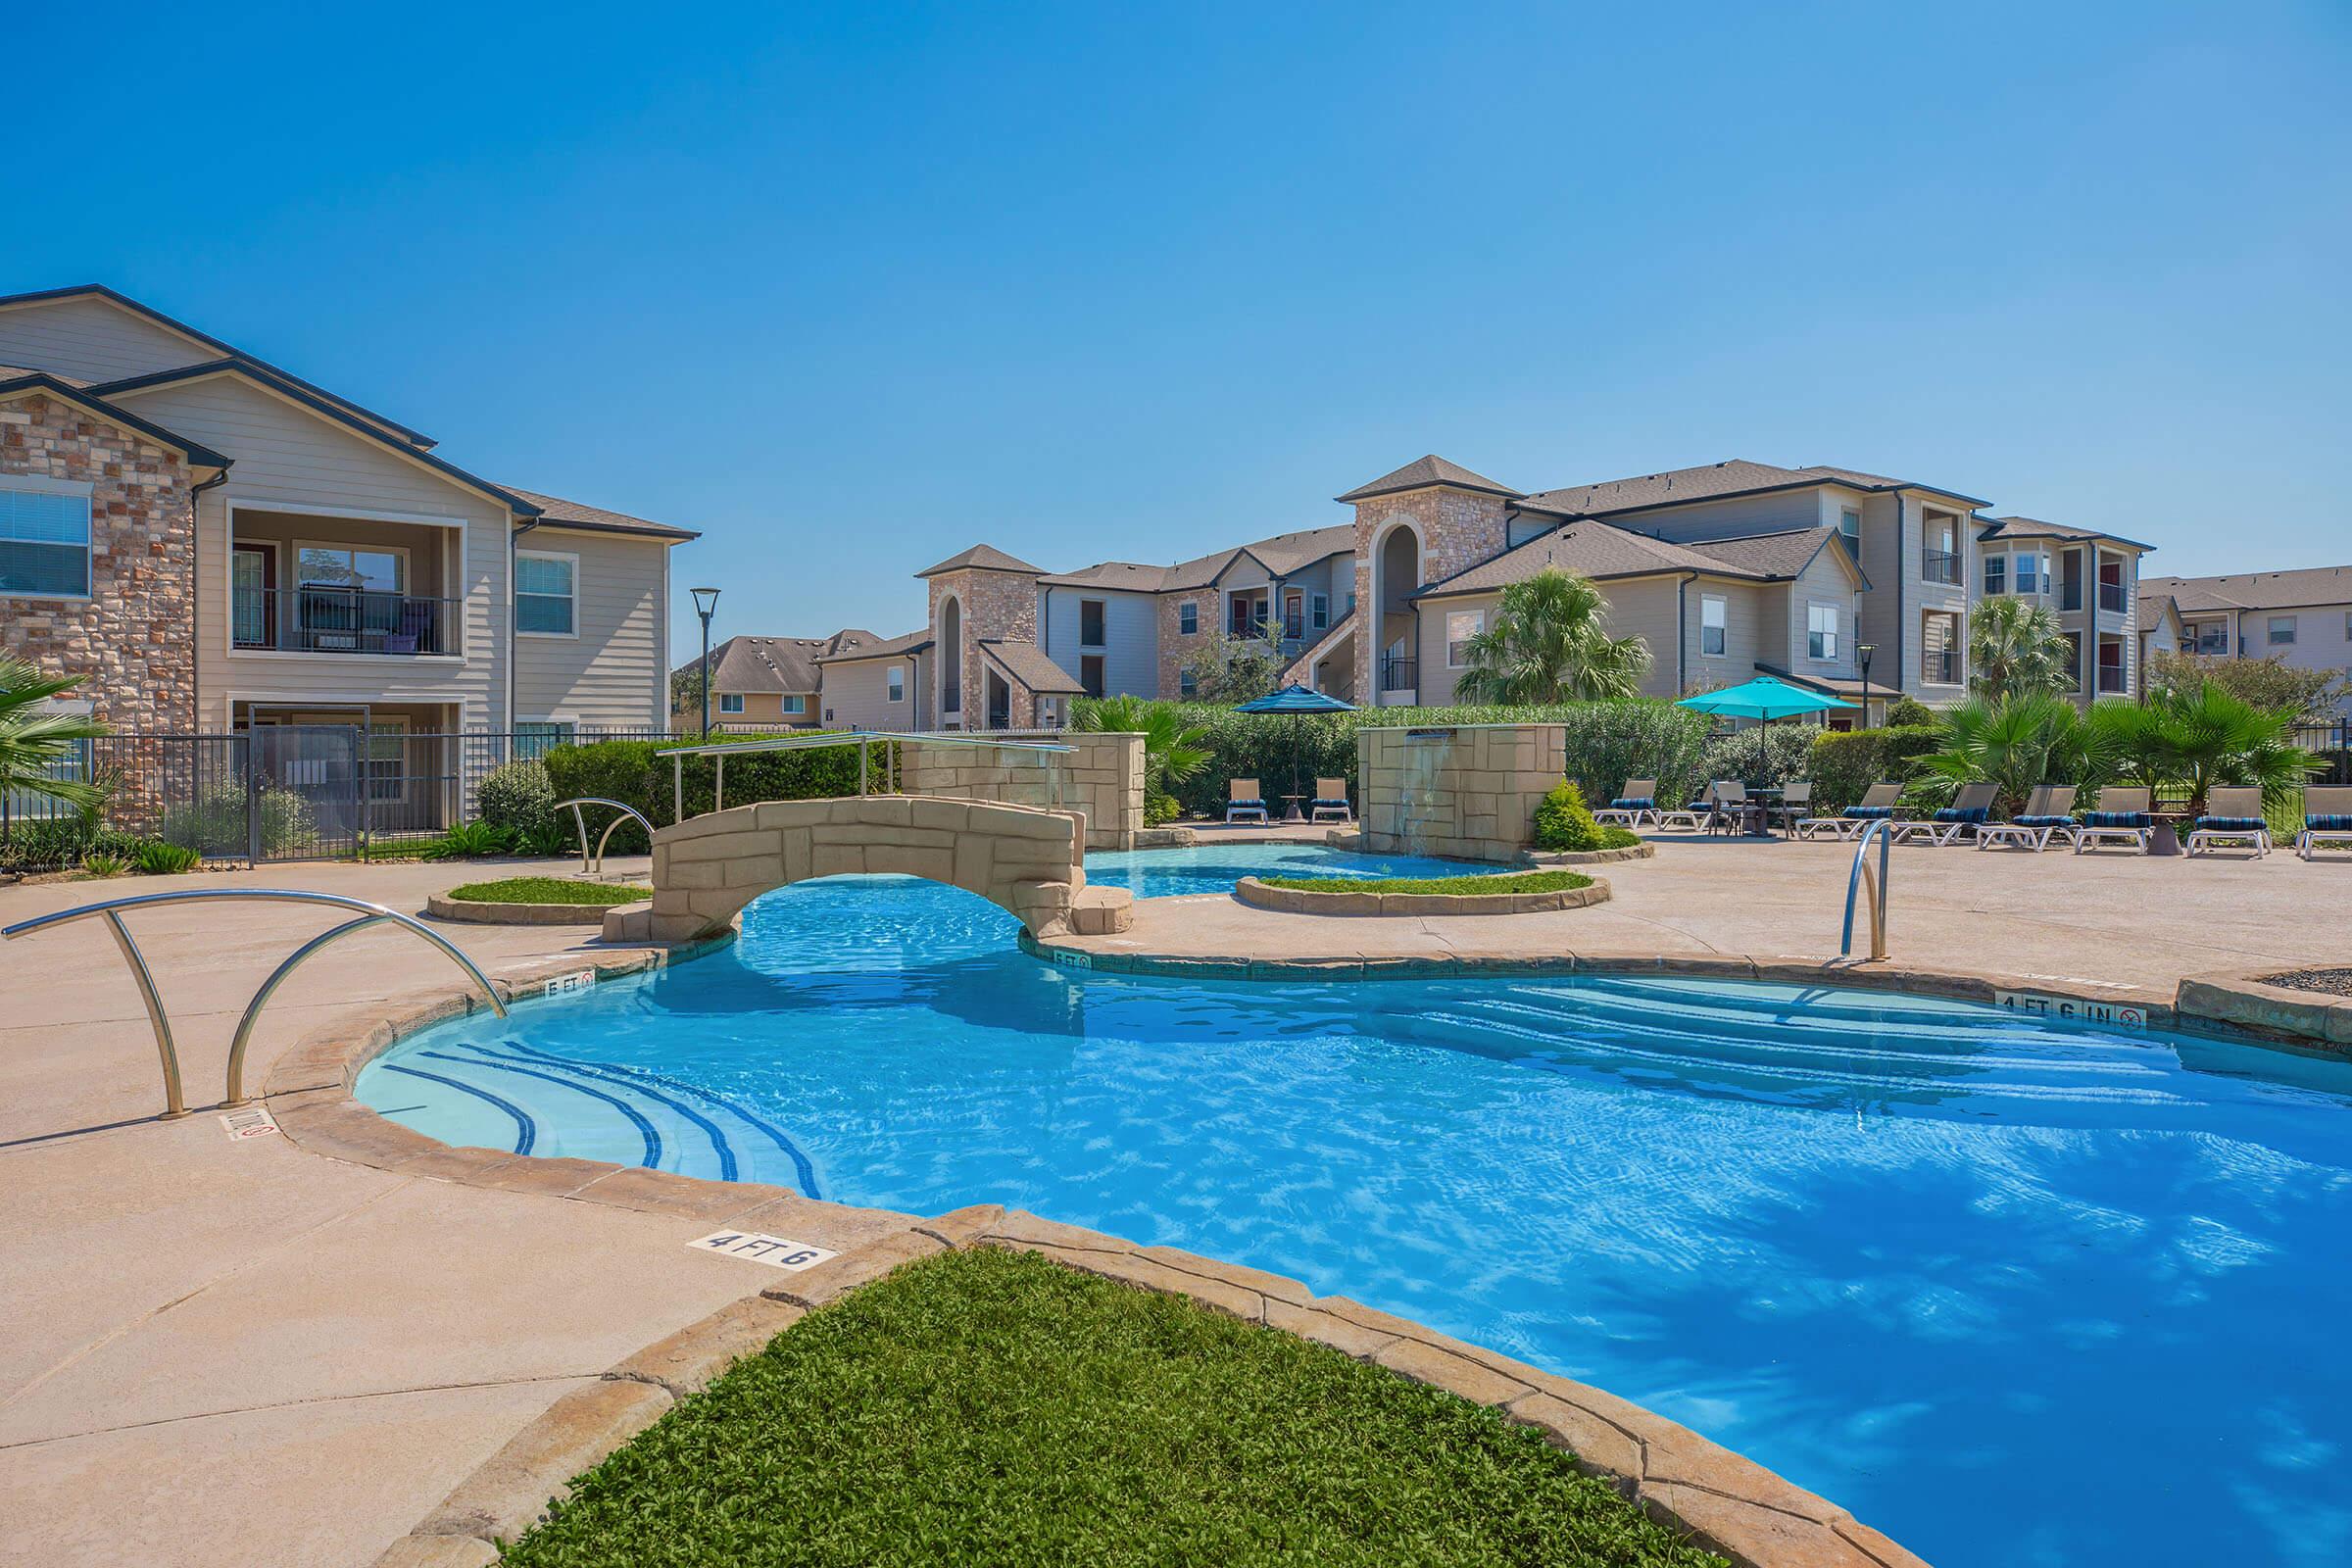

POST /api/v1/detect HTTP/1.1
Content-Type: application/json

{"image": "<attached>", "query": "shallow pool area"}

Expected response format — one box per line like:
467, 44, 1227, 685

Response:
361, 872, 2352, 1567
1081, 839, 1489, 898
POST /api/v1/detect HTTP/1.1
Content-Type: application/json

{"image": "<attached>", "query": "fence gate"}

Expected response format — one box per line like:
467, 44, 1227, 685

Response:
243, 724, 365, 860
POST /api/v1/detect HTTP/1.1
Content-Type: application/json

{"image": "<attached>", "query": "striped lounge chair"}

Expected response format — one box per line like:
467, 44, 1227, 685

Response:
2296, 786, 2352, 860
1893, 781, 1997, 846
1226, 778, 1269, 825
1794, 781, 1901, 840
1309, 778, 1353, 824
1976, 785, 2079, 852
2184, 786, 2272, 858
2074, 787, 2154, 854
1594, 779, 1658, 828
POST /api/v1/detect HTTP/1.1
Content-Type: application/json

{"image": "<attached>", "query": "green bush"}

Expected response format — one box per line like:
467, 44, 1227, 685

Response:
1806, 723, 1949, 809
419, 820, 515, 860
132, 839, 201, 875
0, 820, 152, 872
1697, 723, 1817, 788
476, 758, 559, 844
157, 783, 315, 858
79, 852, 129, 878
541, 734, 886, 854
1144, 792, 1181, 826
1532, 782, 1638, 853
1885, 696, 1938, 727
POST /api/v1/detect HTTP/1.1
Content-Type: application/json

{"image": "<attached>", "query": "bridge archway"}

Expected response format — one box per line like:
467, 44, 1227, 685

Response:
604, 795, 1129, 944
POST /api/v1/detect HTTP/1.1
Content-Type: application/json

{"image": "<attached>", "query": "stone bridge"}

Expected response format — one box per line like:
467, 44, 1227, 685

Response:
601, 795, 1133, 944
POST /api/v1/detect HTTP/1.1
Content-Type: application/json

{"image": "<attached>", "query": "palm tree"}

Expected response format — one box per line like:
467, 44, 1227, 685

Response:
1450, 567, 1651, 705
0, 658, 110, 817
1922, 695, 2119, 815
1968, 597, 2076, 704
1069, 694, 1210, 801
2137, 683, 2318, 816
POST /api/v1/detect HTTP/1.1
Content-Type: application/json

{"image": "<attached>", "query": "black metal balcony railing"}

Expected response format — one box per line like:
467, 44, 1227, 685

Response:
1924, 649, 1960, 685
2097, 666, 2128, 694
2060, 584, 2083, 612
1922, 550, 1963, 585
233, 587, 462, 656
1381, 656, 1418, 693
2099, 583, 2126, 612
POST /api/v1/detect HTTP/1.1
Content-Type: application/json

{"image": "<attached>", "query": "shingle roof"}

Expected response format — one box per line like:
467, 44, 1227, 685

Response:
2140, 566, 2352, 614
1039, 522, 1356, 592
508, 488, 700, 541
915, 543, 1046, 577
978, 638, 1084, 694
817, 627, 933, 662
1681, 525, 1851, 581
1035, 561, 1175, 591
0, 370, 235, 469
0, 363, 90, 388
690, 630, 878, 693
1411, 519, 1846, 599
1336, 454, 1521, 504
1518, 459, 1988, 517
1979, 514, 2156, 552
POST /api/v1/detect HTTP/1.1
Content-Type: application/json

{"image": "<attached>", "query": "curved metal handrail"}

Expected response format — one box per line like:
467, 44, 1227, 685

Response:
2, 889, 508, 1118
551, 797, 655, 876
1840, 817, 1893, 961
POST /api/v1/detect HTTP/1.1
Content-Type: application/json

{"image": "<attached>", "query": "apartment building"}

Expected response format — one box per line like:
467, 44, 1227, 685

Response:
1975, 516, 2150, 708
1, 285, 695, 758
2140, 566, 2352, 712
674, 631, 875, 731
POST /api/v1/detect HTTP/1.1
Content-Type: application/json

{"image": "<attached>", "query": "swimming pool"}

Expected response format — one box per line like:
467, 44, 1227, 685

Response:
1081, 840, 1488, 897
363, 874, 2352, 1567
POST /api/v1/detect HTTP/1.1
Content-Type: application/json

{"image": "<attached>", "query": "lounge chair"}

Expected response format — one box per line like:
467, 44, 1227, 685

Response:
2296, 786, 2352, 860
1770, 780, 1813, 832
1976, 785, 2079, 852
1308, 778, 1353, 824
1795, 781, 1903, 840
1595, 779, 1658, 828
2074, 786, 2154, 854
2185, 786, 2272, 858
1702, 780, 1747, 837
1893, 781, 1997, 846
1226, 779, 1269, 825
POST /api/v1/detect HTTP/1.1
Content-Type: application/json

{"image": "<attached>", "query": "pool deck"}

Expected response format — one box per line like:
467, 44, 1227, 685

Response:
2, 836, 2344, 1565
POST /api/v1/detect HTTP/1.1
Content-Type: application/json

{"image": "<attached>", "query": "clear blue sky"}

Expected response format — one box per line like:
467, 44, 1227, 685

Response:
15, 2, 2349, 657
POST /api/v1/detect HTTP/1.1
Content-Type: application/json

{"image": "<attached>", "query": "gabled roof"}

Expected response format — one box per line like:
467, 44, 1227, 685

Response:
1979, 514, 2156, 553
1040, 522, 1357, 593
1410, 519, 1859, 600
0, 284, 437, 448
92, 359, 543, 517
689, 630, 879, 694
1517, 459, 1988, 517
508, 488, 699, 542
978, 638, 1084, 694
1336, 454, 1521, 504
915, 543, 1045, 577
2140, 566, 2352, 615
1036, 560, 1175, 591
818, 627, 933, 663
1681, 524, 1862, 583
0, 370, 233, 469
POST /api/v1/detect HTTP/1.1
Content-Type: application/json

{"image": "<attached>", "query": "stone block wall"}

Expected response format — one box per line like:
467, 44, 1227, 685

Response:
899, 730, 1144, 850
1357, 723, 1569, 864
1349, 484, 1510, 705
0, 393, 198, 732
928, 565, 1039, 724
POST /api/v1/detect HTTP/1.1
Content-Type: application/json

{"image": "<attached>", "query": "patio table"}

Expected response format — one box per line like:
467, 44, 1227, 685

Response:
2147, 810, 2191, 857
1279, 794, 1309, 824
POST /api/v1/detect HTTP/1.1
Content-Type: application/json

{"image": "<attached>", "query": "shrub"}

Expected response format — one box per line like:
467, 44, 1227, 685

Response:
79, 852, 128, 878
1885, 697, 1938, 728
1697, 723, 1817, 788
1145, 792, 1181, 826
1532, 782, 1638, 853
477, 758, 559, 843
132, 839, 201, 875
0, 820, 151, 872
1807, 723, 1949, 809
157, 782, 316, 858
542, 736, 882, 853
419, 820, 515, 860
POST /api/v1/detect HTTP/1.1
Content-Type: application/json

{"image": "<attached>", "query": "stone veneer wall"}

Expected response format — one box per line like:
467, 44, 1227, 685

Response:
901, 730, 1145, 850
1357, 723, 1568, 864
0, 393, 199, 732
928, 565, 1039, 725
1349, 485, 1510, 705
1154, 590, 1208, 697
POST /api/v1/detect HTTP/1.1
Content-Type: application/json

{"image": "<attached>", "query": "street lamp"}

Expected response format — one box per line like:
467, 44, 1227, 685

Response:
691, 586, 720, 738
1857, 643, 1877, 726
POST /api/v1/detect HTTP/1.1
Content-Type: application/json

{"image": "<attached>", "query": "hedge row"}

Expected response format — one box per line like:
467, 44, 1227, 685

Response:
540, 733, 889, 854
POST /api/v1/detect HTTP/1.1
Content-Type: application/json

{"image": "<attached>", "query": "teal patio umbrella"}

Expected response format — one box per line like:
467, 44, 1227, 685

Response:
1234, 684, 1358, 818
1675, 676, 1857, 784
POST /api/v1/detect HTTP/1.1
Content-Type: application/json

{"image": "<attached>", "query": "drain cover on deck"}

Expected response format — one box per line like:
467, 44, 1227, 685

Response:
687, 1231, 840, 1271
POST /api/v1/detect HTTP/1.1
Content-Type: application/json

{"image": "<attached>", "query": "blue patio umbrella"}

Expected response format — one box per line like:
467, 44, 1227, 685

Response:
1675, 676, 1857, 783
1234, 684, 1358, 815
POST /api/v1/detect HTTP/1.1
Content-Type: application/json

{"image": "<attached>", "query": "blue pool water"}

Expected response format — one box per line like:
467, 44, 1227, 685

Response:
1080, 840, 1488, 897
362, 873, 2352, 1567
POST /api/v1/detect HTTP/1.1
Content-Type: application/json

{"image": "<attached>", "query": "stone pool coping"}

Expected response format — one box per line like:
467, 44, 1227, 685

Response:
275, 940, 1923, 1568
1234, 872, 1612, 917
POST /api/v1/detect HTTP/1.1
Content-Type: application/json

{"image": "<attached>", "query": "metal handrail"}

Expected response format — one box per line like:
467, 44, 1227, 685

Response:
1, 890, 507, 1118
551, 797, 655, 875
1840, 817, 1893, 961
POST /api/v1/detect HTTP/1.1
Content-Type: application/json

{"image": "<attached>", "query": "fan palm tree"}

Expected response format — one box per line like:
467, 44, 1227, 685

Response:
1069, 694, 1211, 800
1450, 567, 1651, 705
2136, 683, 2318, 815
1968, 597, 2076, 704
0, 658, 110, 816
1921, 695, 2119, 815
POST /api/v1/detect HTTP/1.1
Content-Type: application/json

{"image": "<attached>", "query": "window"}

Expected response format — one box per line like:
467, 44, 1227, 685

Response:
1311, 593, 1328, 630
1179, 668, 1198, 698
1346, 590, 1357, 614
1807, 603, 1838, 662
1923, 609, 1963, 684
0, 476, 93, 597
718, 692, 746, 714
1923, 513, 1962, 584
1984, 556, 2006, 596
1081, 655, 1105, 698
366, 720, 407, 803
1177, 601, 1198, 635
887, 665, 906, 703
1080, 599, 1105, 647
2014, 553, 2039, 595
515, 720, 575, 759
1700, 595, 1727, 657
2270, 615, 2298, 646
1446, 610, 1483, 667
780, 695, 806, 714
1838, 508, 1861, 554
516, 551, 576, 635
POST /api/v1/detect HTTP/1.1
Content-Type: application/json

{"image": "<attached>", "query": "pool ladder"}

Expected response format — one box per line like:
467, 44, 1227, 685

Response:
553, 797, 656, 876
1840, 818, 1892, 961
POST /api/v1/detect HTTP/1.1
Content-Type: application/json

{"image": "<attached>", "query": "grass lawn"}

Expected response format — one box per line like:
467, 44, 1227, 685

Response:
501, 1248, 1724, 1568
1261, 868, 1595, 897
445, 875, 654, 906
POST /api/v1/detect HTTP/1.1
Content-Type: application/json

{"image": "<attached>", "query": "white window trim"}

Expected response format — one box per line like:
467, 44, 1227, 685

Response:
1699, 593, 1728, 658
515, 548, 579, 640
779, 694, 808, 714
0, 471, 96, 602
365, 715, 410, 806
717, 692, 746, 714
1445, 609, 1484, 669
887, 664, 906, 703
1806, 601, 1839, 663
2270, 614, 2298, 645
1177, 600, 1199, 635
1311, 592, 1329, 630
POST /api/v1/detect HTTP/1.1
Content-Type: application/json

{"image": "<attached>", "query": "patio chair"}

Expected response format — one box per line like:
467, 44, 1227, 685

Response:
1595, 779, 1658, 828
2296, 786, 2352, 860
1309, 778, 1353, 824
1702, 780, 1747, 837
1976, 785, 2080, 852
1893, 781, 1997, 846
2074, 786, 2154, 855
1793, 781, 1901, 840
1226, 779, 1270, 825
2185, 786, 2272, 858
1770, 780, 1813, 832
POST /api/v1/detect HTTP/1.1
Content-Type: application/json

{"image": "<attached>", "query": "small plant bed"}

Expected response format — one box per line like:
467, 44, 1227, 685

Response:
428, 875, 654, 926
1262, 868, 1593, 898
500, 1247, 1724, 1568
1237, 868, 1608, 916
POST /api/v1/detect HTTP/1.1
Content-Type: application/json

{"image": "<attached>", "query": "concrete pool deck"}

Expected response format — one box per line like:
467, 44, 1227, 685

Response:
3, 836, 2345, 1565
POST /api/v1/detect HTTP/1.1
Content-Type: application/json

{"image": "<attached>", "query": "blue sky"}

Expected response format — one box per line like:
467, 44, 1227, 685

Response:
14, 2, 2349, 656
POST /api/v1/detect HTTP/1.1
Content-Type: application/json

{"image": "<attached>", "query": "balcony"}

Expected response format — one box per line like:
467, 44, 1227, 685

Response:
1380, 656, 1418, 693
1924, 649, 1960, 685
2099, 583, 2126, 613
233, 587, 463, 657
1922, 550, 1963, 586
2098, 666, 2128, 694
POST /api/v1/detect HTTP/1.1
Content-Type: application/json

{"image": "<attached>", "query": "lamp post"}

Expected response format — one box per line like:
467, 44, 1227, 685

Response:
1857, 643, 1877, 727
691, 586, 720, 738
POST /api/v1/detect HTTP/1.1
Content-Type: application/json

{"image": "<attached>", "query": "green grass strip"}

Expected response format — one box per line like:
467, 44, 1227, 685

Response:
444, 875, 653, 906
502, 1248, 1723, 1568
1259, 868, 1595, 897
